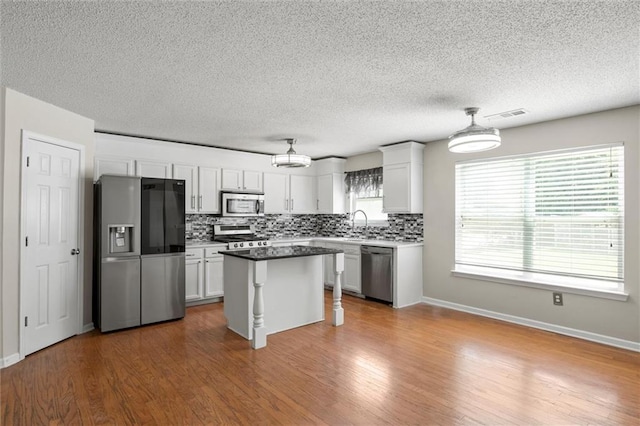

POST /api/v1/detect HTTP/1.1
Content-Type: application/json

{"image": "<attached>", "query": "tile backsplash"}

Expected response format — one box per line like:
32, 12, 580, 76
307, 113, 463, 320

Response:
186, 213, 423, 242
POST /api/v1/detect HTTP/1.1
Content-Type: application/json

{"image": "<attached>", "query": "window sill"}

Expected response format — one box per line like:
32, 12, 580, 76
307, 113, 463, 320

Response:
451, 265, 628, 301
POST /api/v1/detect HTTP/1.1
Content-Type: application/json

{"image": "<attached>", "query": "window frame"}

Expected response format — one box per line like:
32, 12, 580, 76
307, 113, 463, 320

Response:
348, 193, 389, 226
452, 143, 628, 301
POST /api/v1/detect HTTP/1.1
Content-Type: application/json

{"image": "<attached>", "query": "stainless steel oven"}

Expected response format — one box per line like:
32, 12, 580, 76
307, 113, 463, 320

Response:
213, 224, 270, 250
221, 192, 265, 217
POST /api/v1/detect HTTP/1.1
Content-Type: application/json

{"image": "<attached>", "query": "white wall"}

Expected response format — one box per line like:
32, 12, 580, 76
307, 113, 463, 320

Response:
423, 106, 640, 345
1, 88, 95, 363
345, 151, 382, 172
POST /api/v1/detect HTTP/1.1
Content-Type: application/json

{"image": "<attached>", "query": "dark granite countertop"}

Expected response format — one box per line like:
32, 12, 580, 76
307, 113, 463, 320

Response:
220, 245, 343, 261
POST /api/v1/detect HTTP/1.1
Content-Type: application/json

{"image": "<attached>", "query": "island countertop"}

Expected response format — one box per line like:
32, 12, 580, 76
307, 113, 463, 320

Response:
220, 245, 343, 261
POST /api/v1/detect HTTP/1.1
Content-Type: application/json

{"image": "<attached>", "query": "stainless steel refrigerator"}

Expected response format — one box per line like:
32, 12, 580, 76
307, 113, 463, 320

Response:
94, 175, 185, 332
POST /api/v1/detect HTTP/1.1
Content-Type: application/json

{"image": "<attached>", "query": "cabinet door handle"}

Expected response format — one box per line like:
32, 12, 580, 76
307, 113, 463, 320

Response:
191, 195, 195, 209
285, 199, 288, 210
290, 199, 294, 211
198, 195, 202, 209
317, 199, 319, 210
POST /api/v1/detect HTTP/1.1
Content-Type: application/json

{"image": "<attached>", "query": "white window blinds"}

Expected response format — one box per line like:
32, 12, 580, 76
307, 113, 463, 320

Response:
455, 144, 624, 285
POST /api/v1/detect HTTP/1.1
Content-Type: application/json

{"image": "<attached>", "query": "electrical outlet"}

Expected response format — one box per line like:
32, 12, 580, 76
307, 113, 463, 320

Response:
553, 292, 563, 306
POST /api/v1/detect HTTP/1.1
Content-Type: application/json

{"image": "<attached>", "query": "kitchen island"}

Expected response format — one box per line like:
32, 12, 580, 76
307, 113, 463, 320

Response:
221, 245, 345, 349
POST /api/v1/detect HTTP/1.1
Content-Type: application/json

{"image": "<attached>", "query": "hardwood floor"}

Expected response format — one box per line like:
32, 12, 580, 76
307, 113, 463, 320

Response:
2, 292, 639, 425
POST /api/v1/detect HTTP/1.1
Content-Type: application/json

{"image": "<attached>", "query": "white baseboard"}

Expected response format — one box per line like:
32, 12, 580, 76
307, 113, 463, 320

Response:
422, 297, 640, 352
82, 323, 95, 333
0, 353, 21, 369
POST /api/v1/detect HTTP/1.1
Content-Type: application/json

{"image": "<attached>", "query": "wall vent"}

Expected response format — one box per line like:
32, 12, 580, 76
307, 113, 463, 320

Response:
484, 108, 528, 121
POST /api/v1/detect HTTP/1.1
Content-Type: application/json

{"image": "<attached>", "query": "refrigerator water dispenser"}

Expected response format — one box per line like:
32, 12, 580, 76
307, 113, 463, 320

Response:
109, 225, 134, 254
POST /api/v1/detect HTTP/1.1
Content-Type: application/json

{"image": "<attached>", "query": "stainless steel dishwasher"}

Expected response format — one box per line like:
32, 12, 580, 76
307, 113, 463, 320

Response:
361, 245, 393, 303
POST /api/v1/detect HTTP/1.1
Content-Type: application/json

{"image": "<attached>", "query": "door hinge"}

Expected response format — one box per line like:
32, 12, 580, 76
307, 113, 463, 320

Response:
25, 236, 28, 246
25, 316, 28, 327
26, 156, 30, 167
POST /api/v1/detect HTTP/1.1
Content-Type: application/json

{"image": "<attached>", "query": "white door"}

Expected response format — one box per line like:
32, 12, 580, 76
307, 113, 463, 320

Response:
21, 134, 81, 356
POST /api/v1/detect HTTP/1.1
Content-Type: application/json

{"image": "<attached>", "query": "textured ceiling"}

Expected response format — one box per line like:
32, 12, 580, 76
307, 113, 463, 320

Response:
1, 1, 639, 158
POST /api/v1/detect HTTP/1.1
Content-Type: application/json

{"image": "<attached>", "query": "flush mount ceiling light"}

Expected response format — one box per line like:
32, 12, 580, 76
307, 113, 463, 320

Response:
448, 107, 501, 153
271, 138, 311, 168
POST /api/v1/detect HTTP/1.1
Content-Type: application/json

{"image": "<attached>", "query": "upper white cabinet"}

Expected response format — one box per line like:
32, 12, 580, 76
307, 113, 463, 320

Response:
379, 141, 424, 214
317, 173, 345, 214
174, 165, 221, 214
135, 160, 172, 178
94, 157, 134, 181
221, 169, 263, 192
263, 173, 316, 214
290, 175, 316, 213
263, 172, 289, 213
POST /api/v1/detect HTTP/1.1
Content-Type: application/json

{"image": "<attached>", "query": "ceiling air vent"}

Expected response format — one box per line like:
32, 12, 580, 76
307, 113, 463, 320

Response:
484, 108, 528, 121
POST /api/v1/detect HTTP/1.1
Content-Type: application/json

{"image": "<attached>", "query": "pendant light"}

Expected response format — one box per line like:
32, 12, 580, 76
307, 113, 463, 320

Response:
271, 138, 311, 168
448, 107, 501, 153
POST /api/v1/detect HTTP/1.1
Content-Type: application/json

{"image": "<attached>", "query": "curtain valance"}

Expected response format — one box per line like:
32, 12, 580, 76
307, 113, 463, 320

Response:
344, 167, 383, 197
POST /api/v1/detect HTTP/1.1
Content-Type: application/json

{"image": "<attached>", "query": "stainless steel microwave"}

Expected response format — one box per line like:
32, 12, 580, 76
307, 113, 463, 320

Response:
221, 192, 265, 217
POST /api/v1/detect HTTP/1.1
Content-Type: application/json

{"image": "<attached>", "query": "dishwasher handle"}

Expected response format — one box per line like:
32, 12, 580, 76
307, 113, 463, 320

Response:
360, 245, 393, 255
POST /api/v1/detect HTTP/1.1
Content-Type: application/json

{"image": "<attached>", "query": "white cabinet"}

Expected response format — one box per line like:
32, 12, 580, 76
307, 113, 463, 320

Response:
94, 157, 134, 181
379, 142, 424, 214
342, 244, 361, 294
185, 248, 204, 301
204, 247, 224, 298
393, 245, 423, 308
186, 245, 226, 304
382, 163, 414, 213
321, 242, 343, 287
264, 173, 289, 213
222, 169, 263, 192
317, 173, 345, 214
135, 160, 172, 178
271, 240, 312, 248
290, 175, 316, 213
263, 173, 316, 214
174, 165, 221, 214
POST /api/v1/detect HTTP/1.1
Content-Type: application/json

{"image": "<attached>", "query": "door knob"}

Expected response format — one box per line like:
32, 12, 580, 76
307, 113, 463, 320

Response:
71, 248, 80, 255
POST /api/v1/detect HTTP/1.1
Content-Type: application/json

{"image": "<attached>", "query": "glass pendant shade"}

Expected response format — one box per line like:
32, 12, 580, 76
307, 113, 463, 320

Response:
271, 139, 311, 168
448, 108, 501, 153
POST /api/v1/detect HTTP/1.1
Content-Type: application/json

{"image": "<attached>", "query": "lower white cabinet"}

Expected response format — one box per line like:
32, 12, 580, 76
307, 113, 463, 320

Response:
342, 244, 361, 294
321, 242, 342, 287
185, 248, 204, 301
204, 248, 224, 298
271, 240, 312, 248
320, 242, 360, 293
186, 245, 225, 304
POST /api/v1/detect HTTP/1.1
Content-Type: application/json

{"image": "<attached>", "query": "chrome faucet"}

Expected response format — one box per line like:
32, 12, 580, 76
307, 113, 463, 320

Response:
351, 209, 368, 232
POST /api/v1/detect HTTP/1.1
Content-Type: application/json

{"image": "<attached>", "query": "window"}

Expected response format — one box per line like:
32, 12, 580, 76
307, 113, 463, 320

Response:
345, 167, 388, 223
454, 144, 624, 293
